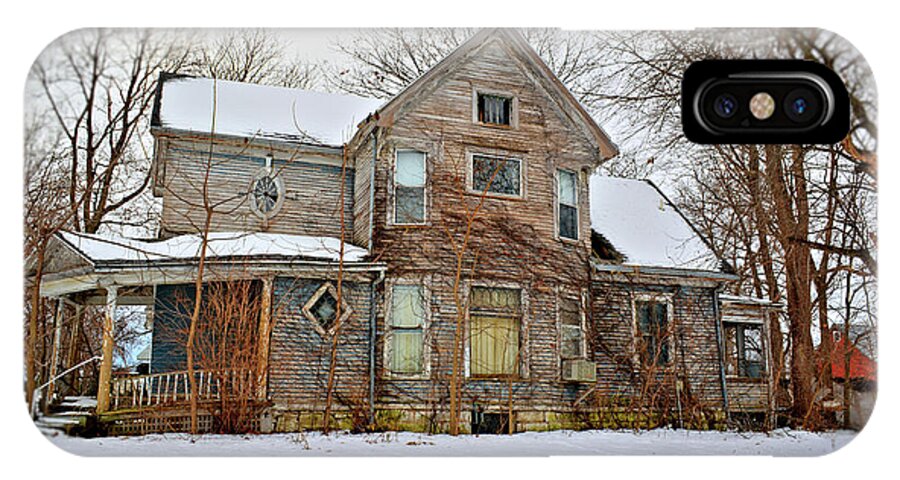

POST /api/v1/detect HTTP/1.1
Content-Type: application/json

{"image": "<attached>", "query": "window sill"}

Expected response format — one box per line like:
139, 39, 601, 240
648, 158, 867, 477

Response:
385, 372, 430, 381
726, 375, 768, 383
468, 374, 524, 381
557, 235, 581, 245
475, 122, 516, 130
464, 190, 525, 202
386, 222, 431, 229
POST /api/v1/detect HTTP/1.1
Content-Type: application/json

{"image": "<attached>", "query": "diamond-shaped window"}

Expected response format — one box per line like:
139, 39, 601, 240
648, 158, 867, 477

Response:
302, 282, 352, 336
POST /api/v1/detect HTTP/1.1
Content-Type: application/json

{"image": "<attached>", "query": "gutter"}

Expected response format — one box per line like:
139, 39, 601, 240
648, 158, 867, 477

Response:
368, 269, 386, 428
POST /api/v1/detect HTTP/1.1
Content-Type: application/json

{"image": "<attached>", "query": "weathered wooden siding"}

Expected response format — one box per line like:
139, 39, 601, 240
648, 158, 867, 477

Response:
590, 275, 726, 411
351, 135, 374, 249
154, 134, 354, 239
348, 36, 603, 425
267, 276, 373, 409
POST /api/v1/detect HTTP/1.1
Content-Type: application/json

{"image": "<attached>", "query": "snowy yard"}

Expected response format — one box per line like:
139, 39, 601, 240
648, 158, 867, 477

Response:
46, 428, 855, 457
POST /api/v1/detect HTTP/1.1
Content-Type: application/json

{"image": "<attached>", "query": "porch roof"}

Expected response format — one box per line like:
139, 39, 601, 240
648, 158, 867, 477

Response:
39, 231, 384, 298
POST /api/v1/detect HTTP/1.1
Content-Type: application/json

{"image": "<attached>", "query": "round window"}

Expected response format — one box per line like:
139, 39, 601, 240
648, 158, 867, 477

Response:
249, 171, 284, 219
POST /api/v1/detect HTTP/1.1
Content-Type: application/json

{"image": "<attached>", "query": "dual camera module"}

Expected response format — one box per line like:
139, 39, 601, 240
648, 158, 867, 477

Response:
682, 60, 849, 144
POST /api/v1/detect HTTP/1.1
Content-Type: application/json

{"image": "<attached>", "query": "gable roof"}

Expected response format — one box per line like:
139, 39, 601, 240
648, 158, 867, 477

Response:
151, 74, 383, 148
590, 175, 722, 272
356, 29, 618, 161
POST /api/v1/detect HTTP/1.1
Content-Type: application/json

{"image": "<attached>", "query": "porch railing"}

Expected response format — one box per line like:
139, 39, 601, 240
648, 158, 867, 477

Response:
109, 369, 254, 411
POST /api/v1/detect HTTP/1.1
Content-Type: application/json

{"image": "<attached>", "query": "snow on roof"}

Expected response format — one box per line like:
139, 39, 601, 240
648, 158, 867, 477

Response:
155, 75, 383, 147
59, 231, 368, 264
590, 175, 720, 271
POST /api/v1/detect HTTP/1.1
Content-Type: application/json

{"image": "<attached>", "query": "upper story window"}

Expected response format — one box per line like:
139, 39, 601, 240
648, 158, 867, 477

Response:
635, 299, 672, 367
558, 169, 578, 240
394, 150, 426, 224
477, 93, 513, 126
471, 154, 522, 197
249, 157, 285, 220
724, 323, 764, 379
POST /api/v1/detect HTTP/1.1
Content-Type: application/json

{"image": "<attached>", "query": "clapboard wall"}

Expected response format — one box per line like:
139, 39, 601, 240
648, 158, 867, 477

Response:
153, 134, 354, 240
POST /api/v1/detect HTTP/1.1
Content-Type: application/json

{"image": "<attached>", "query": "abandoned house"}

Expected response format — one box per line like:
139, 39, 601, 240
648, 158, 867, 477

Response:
34, 29, 780, 435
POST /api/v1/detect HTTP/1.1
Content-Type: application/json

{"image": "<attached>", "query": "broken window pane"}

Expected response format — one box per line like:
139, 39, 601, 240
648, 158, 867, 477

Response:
472, 155, 521, 196
310, 291, 338, 331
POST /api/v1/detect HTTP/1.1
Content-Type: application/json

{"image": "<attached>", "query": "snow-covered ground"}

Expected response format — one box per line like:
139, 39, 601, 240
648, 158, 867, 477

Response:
46, 428, 855, 457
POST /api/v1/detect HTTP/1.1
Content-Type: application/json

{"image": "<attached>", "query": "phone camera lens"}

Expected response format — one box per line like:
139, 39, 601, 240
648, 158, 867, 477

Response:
791, 98, 808, 116
784, 89, 819, 123
713, 94, 738, 118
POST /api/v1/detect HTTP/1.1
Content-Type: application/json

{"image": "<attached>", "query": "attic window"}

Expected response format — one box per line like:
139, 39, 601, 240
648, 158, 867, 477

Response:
477, 93, 512, 126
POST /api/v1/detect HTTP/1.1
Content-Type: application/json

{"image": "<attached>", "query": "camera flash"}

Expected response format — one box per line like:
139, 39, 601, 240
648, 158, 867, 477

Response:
750, 92, 775, 120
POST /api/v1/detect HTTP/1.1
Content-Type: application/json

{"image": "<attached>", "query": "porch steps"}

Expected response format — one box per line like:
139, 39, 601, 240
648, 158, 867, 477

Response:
36, 396, 97, 436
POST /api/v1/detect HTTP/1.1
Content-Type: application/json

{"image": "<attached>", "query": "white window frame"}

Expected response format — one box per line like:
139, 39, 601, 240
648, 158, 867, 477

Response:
383, 278, 431, 379
556, 168, 580, 242
631, 293, 675, 369
302, 282, 353, 338
389, 149, 428, 226
248, 157, 286, 220
723, 321, 768, 380
472, 88, 519, 128
558, 290, 588, 361
463, 281, 530, 379
466, 151, 525, 200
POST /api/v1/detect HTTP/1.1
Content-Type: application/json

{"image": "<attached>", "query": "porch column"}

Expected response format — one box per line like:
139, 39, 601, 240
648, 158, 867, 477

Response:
256, 278, 273, 400
44, 298, 65, 414
96, 286, 117, 414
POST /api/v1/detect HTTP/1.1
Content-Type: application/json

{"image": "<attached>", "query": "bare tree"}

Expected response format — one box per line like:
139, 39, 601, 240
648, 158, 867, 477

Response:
29, 29, 191, 235
593, 29, 876, 428
189, 29, 319, 89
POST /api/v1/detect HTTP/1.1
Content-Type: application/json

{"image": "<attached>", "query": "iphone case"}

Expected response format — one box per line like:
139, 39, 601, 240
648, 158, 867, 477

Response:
23, 27, 877, 456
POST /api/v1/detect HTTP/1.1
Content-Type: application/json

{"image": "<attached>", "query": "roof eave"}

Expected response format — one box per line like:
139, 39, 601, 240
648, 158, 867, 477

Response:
591, 260, 739, 282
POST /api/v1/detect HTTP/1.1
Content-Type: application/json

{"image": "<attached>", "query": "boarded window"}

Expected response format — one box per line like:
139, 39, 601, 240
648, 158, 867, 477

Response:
472, 154, 521, 196
388, 284, 425, 374
558, 169, 578, 240
469, 287, 522, 377
725, 324, 764, 378
636, 300, 670, 366
560, 296, 584, 359
477, 93, 512, 125
394, 151, 426, 224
